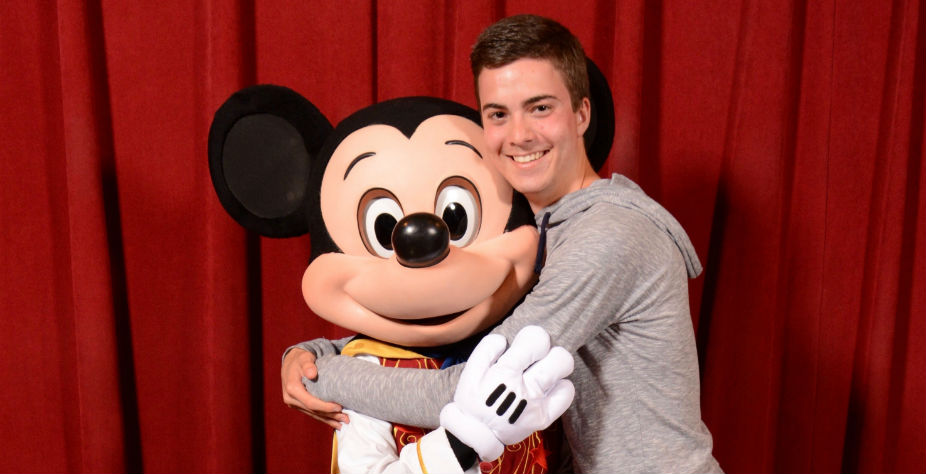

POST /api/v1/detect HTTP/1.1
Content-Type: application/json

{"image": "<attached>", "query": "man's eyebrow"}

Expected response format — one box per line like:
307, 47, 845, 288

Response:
445, 140, 482, 159
481, 102, 505, 112
344, 151, 376, 180
523, 94, 556, 106
481, 95, 557, 112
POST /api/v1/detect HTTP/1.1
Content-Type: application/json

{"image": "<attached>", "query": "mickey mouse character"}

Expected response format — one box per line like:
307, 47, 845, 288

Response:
208, 86, 586, 473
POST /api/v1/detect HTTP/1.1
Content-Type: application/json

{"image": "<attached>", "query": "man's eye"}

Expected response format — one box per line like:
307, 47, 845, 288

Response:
534, 104, 551, 113
488, 111, 506, 120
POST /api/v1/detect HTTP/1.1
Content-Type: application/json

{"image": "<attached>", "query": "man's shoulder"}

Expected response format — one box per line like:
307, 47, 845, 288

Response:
582, 176, 690, 241
556, 186, 685, 266
573, 179, 702, 278
552, 204, 675, 273
571, 194, 668, 242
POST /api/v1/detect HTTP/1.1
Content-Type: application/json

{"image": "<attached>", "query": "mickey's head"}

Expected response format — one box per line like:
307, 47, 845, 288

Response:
208, 62, 612, 348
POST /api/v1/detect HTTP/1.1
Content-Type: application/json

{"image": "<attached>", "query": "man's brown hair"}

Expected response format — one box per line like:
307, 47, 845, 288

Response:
470, 14, 589, 110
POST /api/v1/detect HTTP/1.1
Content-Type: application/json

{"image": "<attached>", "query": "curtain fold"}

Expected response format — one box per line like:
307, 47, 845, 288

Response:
1, 1, 922, 472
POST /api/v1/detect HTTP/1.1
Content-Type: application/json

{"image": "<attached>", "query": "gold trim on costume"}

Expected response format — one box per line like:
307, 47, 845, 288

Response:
330, 433, 339, 474
342, 339, 427, 359
416, 440, 429, 474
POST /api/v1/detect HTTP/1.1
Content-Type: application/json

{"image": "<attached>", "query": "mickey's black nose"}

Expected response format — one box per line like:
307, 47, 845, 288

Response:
392, 212, 450, 268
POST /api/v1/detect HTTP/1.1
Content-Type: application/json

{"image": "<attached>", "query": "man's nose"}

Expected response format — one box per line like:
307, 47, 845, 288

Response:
508, 114, 534, 145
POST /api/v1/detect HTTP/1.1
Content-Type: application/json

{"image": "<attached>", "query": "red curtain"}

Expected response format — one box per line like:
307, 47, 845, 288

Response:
1, 1, 923, 472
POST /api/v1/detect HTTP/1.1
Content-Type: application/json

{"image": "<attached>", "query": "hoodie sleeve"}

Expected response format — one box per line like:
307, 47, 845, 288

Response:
305, 356, 460, 428
491, 201, 691, 353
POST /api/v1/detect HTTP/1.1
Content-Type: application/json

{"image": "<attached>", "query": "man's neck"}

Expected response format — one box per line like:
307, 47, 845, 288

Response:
527, 165, 600, 213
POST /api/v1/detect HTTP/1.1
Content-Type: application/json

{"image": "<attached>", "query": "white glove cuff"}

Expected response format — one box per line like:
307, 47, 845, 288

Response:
440, 402, 504, 462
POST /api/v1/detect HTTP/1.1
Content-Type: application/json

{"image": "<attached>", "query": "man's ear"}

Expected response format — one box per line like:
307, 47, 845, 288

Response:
208, 84, 332, 237
575, 97, 591, 136
583, 58, 615, 172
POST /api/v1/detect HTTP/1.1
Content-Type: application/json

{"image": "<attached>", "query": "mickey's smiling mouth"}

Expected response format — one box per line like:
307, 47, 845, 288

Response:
385, 310, 466, 326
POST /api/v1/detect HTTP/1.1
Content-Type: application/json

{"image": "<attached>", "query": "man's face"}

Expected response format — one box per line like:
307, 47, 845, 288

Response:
478, 57, 590, 210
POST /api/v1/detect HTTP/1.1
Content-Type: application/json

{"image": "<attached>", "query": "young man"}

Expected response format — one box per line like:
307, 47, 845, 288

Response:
284, 15, 722, 473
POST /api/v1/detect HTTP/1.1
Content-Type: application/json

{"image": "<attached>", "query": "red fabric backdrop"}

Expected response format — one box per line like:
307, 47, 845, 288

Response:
1, 1, 923, 473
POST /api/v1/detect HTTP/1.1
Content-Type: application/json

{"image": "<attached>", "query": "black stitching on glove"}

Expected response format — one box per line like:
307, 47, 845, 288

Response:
486, 384, 529, 422
486, 384, 506, 405
496, 393, 516, 415
508, 400, 527, 423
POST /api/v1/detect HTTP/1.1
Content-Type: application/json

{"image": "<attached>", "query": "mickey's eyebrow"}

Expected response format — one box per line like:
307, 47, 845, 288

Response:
445, 140, 482, 159
344, 151, 376, 180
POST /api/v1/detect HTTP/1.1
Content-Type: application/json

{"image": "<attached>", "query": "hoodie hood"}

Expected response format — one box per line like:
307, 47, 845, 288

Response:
537, 174, 703, 278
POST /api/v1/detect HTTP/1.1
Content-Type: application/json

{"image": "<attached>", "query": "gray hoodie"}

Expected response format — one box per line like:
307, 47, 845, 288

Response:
300, 174, 722, 473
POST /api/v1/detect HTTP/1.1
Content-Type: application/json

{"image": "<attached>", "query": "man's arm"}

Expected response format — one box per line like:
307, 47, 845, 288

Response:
307, 357, 461, 428
300, 207, 667, 424
285, 335, 351, 359
281, 337, 353, 428
284, 335, 462, 428
488, 206, 657, 352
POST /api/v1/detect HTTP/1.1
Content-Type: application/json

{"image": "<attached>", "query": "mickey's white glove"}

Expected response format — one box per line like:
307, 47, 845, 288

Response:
440, 325, 575, 462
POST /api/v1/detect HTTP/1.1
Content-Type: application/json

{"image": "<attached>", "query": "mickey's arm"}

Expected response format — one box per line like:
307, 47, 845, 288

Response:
337, 412, 480, 474
335, 326, 574, 474
332, 351, 477, 474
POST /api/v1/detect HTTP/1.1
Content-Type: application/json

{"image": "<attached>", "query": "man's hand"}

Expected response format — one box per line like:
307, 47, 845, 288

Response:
440, 326, 575, 461
281, 348, 350, 429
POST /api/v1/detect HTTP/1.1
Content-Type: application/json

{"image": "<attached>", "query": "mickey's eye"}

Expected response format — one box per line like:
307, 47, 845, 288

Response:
435, 177, 481, 247
358, 189, 403, 258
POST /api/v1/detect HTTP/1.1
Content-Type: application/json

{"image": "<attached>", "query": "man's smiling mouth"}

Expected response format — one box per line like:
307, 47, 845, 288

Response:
509, 150, 547, 163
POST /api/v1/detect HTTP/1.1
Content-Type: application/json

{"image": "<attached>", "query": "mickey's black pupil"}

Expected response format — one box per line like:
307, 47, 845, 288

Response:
442, 203, 468, 241
374, 214, 397, 250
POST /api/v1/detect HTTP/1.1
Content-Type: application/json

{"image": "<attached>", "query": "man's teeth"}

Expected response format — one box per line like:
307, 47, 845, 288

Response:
511, 151, 545, 163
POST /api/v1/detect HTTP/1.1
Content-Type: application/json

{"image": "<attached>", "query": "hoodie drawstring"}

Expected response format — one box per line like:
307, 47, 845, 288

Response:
533, 212, 551, 275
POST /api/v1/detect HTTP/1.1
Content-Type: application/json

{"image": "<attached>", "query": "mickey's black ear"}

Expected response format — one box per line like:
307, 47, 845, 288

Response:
208, 84, 332, 237
584, 58, 615, 172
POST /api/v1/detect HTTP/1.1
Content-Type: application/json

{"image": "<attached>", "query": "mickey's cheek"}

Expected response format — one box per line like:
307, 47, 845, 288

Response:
300, 252, 369, 322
